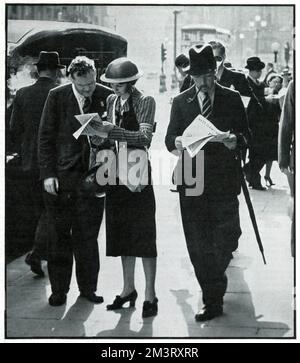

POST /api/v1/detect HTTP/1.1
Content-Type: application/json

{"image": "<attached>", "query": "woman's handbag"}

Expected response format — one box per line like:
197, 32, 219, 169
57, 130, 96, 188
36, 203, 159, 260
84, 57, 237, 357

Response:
112, 97, 150, 193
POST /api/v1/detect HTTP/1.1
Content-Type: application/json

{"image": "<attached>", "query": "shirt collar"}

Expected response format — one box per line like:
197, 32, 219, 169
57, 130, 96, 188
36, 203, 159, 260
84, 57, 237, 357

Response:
248, 74, 260, 85
197, 84, 215, 101
72, 83, 86, 105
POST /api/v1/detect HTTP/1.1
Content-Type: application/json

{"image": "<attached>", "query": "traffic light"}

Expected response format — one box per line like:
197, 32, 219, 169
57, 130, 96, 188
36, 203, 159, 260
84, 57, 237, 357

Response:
161, 43, 167, 62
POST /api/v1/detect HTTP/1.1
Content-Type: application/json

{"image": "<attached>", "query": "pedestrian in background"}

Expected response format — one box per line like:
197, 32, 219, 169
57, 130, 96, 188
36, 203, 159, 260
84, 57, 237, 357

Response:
175, 53, 193, 92
263, 74, 283, 186
278, 80, 294, 257
10, 51, 64, 276
100, 58, 158, 318
243, 56, 268, 190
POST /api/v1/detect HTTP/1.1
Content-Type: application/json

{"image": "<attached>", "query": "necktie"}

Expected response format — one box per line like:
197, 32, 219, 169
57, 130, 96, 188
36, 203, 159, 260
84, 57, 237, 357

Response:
83, 97, 91, 114
201, 92, 212, 119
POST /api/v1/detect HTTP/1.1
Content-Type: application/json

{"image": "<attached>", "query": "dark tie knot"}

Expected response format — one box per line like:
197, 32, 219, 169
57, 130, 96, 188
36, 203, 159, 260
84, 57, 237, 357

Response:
83, 97, 91, 113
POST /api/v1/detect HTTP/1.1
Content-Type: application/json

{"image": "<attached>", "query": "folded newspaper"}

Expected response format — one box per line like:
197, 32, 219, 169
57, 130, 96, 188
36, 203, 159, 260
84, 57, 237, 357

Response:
182, 114, 230, 157
73, 113, 112, 139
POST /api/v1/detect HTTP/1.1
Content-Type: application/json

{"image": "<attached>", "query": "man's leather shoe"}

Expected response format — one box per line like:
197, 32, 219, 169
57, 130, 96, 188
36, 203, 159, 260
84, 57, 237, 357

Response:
48, 293, 67, 306
251, 183, 266, 191
195, 305, 223, 322
25, 252, 44, 277
80, 292, 104, 304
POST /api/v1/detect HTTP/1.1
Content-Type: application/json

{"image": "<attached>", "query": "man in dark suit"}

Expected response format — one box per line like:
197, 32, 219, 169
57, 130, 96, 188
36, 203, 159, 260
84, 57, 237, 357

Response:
209, 40, 255, 97
38, 56, 112, 306
10, 51, 65, 276
244, 56, 268, 190
165, 44, 250, 321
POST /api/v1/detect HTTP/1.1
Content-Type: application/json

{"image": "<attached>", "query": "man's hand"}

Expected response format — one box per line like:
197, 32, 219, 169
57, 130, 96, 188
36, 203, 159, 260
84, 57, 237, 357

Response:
222, 134, 237, 150
44, 177, 59, 195
175, 136, 185, 151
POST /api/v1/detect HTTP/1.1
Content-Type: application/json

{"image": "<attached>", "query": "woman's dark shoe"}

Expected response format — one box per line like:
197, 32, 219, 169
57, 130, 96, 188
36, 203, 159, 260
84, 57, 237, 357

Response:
142, 297, 158, 318
106, 290, 138, 310
264, 176, 275, 187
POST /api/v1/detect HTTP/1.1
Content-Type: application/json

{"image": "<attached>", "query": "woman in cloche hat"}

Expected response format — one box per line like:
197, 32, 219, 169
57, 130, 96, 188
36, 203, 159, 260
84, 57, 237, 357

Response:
100, 58, 158, 318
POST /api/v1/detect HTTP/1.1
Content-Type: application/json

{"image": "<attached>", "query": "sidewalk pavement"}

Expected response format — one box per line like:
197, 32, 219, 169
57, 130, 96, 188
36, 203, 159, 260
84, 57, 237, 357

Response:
5, 90, 295, 340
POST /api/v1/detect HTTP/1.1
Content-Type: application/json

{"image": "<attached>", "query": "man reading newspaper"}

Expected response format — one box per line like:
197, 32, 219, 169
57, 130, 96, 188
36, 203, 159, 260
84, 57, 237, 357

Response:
165, 44, 250, 321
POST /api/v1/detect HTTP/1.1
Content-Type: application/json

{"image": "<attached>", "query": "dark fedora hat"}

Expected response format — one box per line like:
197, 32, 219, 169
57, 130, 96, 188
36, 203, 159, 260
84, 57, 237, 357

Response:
175, 53, 189, 68
245, 56, 265, 71
34, 51, 65, 69
183, 44, 216, 76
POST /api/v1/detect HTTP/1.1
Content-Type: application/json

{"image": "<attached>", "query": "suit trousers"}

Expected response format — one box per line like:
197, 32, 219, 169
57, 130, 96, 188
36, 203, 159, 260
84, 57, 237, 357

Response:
179, 192, 241, 306
43, 189, 104, 295
22, 171, 50, 259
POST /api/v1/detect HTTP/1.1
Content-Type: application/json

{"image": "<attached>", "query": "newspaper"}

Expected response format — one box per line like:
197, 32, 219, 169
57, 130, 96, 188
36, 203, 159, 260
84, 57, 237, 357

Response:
182, 114, 230, 157
73, 113, 112, 139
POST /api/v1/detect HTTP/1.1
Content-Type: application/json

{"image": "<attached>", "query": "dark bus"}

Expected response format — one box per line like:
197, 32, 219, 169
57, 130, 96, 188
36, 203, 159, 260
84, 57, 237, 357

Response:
8, 19, 128, 81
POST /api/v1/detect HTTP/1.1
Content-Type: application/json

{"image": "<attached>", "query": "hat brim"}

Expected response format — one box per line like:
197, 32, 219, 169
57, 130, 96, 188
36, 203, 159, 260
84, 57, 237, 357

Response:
34, 62, 65, 69
100, 71, 143, 84
183, 65, 216, 76
245, 62, 265, 71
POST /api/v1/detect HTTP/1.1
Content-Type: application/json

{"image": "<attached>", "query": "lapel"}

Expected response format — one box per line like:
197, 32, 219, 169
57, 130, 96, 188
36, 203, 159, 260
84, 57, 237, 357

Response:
219, 66, 230, 86
182, 85, 201, 123
66, 84, 81, 115
211, 83, 222, 119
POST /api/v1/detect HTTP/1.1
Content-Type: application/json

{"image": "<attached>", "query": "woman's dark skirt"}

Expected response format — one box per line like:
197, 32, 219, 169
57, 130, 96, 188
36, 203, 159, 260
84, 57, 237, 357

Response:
105, 184, 157, 257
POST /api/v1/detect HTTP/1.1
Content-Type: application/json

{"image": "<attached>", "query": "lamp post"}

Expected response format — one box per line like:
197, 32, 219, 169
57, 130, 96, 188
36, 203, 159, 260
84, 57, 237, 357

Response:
239, 33, 245, 63
171, 10, 181, 89
249, 15, 267, 55
271, 42, 281, 68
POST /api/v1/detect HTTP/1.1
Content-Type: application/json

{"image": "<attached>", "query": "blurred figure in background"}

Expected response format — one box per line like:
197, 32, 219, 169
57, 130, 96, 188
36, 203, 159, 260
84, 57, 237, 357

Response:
243, 56, 268, 190
209, 41, 254, 97
9, 51, 64, 276
263, 74, 283, 186
278, 80, 294, 257
278, 68, 293, 108
175, 53, 193, 92
263, 62, 276, 85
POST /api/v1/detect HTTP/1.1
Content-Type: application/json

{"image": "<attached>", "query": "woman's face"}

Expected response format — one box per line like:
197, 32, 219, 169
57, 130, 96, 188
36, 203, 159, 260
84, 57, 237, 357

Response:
269, 77, 282, 92
111, 82, 129, 96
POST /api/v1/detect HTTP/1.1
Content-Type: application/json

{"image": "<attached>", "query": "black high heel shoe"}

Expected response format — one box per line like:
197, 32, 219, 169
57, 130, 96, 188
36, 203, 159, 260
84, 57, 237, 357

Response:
264, 176, 275, 187
106, 290, 138, 310
142, 297, 158, 318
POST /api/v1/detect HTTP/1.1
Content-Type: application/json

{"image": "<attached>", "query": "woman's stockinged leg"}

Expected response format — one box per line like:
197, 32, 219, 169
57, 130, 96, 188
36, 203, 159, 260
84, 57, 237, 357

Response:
120, 256, 136, 297
142, 257, 157, 302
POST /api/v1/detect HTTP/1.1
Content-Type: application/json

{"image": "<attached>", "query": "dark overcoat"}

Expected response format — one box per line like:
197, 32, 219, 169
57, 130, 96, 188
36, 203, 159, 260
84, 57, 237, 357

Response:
10, 77, 58, 172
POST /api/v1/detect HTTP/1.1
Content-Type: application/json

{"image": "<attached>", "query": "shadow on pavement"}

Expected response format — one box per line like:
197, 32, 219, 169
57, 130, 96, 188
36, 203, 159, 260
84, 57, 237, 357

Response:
96, 308, 155, 338
170, 260, 292, 338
